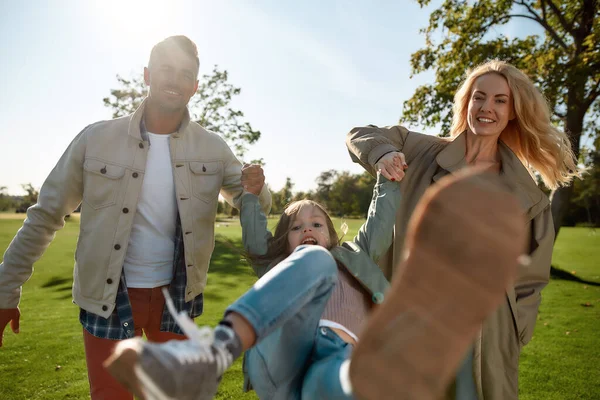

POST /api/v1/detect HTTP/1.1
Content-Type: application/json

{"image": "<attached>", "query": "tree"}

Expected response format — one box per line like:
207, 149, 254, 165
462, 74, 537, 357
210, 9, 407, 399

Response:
326, 171, 377, 217
292, 191, 315, 202
565, 131, 600, 226
15, 183, 39, 213
314, 170, 338, 207
0, 186, 14, 211
404, 0, 600, 237
311, 170, 376, 217
103, 65, 261, 159
271, 177, 295, 214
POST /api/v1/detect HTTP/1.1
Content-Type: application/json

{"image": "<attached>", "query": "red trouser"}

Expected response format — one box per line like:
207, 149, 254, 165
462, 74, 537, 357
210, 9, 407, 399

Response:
83, 286, 186, 400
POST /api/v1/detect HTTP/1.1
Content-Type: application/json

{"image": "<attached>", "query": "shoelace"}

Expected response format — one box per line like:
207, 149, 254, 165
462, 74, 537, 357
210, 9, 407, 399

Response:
162, 288, 233, 375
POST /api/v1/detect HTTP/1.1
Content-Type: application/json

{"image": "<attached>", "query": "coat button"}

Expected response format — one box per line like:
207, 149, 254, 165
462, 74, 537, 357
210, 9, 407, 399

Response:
114, 244, 121, 250
102, 305, 108, 311
106, 278, 113, 284
132, 172, 139, 178
139, 142, 144, 149
372, 292, 384, 304
122, 207, 129, 213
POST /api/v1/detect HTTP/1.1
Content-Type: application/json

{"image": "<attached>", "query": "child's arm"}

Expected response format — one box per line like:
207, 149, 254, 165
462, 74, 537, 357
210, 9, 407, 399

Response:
240, 192, 273, 278
352, 173, 400, 262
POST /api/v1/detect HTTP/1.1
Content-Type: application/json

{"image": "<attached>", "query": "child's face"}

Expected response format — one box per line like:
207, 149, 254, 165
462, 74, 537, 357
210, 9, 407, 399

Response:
287, 205, 331, 252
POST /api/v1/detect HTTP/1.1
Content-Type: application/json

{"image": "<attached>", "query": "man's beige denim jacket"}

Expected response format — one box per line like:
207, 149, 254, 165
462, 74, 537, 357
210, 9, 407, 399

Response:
0, 99, 271, 318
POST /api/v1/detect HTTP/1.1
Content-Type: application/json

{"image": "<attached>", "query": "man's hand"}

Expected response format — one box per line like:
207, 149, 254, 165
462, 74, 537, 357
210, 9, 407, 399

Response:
241, 164, 265, 196
376, 152, 407, 182
0, 308, 20, 347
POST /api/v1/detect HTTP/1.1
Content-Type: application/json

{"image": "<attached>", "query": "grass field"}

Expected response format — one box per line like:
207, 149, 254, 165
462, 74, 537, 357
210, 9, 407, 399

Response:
0, 214, 598, 399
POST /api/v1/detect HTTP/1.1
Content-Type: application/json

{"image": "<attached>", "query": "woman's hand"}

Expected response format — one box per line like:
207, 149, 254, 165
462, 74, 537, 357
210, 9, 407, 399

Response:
376, 152, 407, 182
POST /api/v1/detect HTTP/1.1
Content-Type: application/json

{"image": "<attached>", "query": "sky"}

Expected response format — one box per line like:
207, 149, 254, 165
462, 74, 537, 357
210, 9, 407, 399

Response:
0, 0, 537, 195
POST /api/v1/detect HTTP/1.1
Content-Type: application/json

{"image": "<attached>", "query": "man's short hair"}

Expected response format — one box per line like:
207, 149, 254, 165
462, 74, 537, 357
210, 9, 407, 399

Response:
149, 35, 200, 75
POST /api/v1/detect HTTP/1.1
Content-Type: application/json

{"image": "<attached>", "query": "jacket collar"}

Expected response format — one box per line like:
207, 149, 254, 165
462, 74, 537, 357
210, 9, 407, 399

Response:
128, 97, 192, 141
433, 132, 549, 219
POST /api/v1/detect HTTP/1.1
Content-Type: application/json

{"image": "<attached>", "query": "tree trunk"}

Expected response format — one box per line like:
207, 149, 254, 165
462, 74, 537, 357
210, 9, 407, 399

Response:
550, 185, 575, 239
551, 82, 585, 240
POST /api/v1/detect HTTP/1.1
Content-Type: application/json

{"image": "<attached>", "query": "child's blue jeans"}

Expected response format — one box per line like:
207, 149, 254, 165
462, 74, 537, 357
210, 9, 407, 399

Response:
226, 245, 353, 400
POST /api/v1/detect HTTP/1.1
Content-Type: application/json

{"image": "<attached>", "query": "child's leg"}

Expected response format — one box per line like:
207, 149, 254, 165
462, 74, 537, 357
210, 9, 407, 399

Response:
455, 346, 478, 400
300, 327, 355, 400
104, 245, 338, 400
227, 244, 337, 344
228, 245, 339, 398
349, 169, 526, 400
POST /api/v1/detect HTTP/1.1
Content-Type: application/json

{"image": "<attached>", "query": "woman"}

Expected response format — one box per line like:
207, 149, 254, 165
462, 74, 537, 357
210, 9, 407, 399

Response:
346, 60, 579, 399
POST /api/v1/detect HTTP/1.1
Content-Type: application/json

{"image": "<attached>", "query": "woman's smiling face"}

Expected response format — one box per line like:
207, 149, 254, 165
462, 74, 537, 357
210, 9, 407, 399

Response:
467, 73, 515, 139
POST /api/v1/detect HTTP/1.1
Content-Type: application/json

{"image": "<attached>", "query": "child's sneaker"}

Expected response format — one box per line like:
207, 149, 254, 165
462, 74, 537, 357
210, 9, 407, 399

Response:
349, 168, 527, 400
104, 288, 241, 400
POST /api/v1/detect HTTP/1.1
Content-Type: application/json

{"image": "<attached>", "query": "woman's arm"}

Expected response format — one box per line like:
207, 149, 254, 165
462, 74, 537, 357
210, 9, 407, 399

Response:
346, 125, 410, 177
514, 206, 554, 347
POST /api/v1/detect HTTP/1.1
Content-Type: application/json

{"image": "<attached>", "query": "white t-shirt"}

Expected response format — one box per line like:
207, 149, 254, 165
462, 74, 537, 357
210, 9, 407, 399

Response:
123, 132, 177, 288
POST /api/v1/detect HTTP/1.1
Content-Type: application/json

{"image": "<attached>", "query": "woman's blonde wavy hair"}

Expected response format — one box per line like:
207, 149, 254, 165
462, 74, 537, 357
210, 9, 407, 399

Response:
450, 60, 579, 190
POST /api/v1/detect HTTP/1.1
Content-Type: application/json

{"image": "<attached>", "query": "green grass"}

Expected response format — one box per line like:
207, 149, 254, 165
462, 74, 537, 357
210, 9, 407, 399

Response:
519, 227, 600, 400
0, 217, 598, 399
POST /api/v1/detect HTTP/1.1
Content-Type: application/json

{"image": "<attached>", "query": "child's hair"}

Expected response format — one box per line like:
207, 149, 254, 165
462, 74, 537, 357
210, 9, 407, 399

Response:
247, 199, 340, 267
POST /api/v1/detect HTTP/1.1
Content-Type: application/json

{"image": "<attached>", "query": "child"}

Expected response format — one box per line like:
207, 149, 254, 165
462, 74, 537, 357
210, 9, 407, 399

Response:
105, 163, 399, 400
105, 167, 525, 400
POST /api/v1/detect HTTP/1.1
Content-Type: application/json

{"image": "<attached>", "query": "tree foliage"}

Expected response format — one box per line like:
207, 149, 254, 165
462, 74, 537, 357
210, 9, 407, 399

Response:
266, 171, 376, 218
0, 186, 15, 212
13, 183, 39, 213
271, 178, 296, 214
565, 133, 600, 226
103, 65, 261, 159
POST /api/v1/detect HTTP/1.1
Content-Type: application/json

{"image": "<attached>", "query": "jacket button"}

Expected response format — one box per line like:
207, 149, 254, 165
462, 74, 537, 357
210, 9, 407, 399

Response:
122, 207, 129, 213
102, 305, 108, 311
106, 278, 113, 284
139, 142, 144, 149
132, 172, 139, 178
114, 244, 121, 250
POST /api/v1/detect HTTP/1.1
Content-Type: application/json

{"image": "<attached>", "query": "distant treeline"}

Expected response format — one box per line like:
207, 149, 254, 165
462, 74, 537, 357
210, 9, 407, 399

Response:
219, 167, 599, 227
0, 184, 38, 213
3, 166, 597, 227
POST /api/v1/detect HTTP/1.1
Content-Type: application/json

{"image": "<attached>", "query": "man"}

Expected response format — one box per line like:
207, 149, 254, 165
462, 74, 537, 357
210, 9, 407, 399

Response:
0, 35, 270, 399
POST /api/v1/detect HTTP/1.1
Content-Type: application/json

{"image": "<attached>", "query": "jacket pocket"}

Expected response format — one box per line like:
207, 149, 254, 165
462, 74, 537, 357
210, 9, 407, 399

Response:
83, 159, 126, 210
189, 161, 222, 203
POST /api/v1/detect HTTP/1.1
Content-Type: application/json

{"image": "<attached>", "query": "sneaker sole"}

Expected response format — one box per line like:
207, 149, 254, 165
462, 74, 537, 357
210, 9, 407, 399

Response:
349, 168, 526, 400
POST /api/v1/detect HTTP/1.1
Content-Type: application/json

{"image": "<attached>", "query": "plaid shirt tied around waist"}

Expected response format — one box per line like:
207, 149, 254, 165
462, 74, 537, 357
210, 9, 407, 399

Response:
79, 216, 204, 340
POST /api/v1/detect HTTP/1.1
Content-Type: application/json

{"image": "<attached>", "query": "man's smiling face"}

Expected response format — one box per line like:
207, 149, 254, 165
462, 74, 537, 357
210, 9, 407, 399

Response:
144, 45, 199, 113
